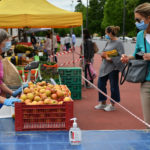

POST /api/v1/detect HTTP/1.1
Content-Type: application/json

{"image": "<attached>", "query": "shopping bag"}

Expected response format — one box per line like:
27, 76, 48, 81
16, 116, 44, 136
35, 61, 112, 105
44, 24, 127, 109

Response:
2, 58, 22, 87
120, 59, 148, 85
87, 63, 97, 81
93, 42, 99, 53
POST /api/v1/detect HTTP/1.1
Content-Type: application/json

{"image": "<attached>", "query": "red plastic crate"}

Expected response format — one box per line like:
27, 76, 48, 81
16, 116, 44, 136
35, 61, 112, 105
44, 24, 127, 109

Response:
15, 102, 73, 131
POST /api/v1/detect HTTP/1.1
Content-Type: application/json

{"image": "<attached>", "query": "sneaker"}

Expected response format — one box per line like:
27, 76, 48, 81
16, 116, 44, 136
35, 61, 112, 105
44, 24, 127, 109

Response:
94, 103, 107, 110
104, 104, 116, 111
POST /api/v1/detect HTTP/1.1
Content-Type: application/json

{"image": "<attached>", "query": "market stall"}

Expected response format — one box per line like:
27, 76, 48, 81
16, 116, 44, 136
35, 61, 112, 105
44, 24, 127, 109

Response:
0, 0, 83, 81
0, 0, 83, 129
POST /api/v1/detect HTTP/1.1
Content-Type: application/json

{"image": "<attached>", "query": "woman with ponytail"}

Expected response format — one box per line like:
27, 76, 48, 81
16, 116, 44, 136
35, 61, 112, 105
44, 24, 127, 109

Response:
95, 26, 125, 111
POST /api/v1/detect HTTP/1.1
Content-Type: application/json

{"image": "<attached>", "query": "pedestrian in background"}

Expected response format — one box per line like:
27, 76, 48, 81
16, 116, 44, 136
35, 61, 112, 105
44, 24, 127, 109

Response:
64, 34, 71, 51
72, 33, 76, 46
53, 34, 58, 63
56, 33, 61, 44
121, 3, 150, 127
81, 29, 95, 88
95, 26, 124, 111
44, 33, 52, 60
30, 32, 37, 50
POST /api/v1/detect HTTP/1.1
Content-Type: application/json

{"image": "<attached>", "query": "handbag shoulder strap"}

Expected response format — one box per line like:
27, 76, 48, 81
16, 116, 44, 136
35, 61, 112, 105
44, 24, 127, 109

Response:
144, 35, 147, 53
102, 42, 108, 51
120, 62, 130, 85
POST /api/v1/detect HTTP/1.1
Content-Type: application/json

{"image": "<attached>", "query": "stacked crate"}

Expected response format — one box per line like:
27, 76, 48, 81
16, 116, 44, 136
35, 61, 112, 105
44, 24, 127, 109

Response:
58, 67, 82, 100
15, 101, 73, 131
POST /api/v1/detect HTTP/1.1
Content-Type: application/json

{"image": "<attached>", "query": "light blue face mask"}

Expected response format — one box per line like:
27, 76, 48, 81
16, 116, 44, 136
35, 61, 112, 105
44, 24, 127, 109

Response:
105, 34, 110, 40
2, 41, 12, 52
135, 20, 149, 30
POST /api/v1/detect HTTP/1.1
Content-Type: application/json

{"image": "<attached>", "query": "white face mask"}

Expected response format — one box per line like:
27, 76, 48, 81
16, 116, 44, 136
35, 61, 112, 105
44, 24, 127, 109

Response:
2, 41, 12, 52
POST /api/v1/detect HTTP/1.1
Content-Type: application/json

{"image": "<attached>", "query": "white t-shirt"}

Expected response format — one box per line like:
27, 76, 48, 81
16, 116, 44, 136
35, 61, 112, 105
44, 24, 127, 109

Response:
64, 36, 70, 44
146, 34, 150, 44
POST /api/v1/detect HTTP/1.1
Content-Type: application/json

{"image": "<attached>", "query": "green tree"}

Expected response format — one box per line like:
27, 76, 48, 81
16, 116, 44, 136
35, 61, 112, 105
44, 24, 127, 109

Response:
138, 0, 149, 5
54, 28, 70, 37
102, 0, 140, 37
102, 0, 124, 32
88, 0, 105, 35
125, 0, 139, 37
75, 2, 87, 28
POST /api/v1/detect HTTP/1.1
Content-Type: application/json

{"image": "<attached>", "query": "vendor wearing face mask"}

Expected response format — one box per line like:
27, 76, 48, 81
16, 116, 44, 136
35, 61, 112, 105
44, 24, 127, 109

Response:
121, 3, 150, 127
95, 26, 125, 112
0, 29, 27, 108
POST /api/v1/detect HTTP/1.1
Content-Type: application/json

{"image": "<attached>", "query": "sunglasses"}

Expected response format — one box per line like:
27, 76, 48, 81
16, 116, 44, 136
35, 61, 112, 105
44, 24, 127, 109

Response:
135, 18, 142, 23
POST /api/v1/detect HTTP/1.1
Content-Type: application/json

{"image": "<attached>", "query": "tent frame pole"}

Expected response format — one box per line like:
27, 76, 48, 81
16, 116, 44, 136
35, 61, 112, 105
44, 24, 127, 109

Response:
71, 28, 75, 67
81, 25, 85, 87
81, 25, 84, 69
52, 28, 55, 62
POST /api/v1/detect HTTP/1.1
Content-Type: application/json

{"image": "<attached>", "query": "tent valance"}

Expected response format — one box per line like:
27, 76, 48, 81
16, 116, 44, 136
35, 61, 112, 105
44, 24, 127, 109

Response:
0, 0, 83, 28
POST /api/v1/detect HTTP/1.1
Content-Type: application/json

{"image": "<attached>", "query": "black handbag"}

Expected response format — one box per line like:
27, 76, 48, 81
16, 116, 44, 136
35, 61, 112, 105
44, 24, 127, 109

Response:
120, 37, 148, 85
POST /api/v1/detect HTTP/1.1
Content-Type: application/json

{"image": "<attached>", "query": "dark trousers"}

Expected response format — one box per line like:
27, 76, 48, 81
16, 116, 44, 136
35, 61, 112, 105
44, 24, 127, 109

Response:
65, 43, 70, 51
85, 63, 93, 87
98, 70, 120, 103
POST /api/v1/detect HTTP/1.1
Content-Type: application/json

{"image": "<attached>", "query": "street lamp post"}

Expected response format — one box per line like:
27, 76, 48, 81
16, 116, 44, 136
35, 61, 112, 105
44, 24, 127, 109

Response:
123, 0, 126, 41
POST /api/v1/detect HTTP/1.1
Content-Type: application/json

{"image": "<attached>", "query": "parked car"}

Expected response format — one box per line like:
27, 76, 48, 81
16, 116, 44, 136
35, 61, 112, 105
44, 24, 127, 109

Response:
119, 36, 132, 41
93, 37, 101, 40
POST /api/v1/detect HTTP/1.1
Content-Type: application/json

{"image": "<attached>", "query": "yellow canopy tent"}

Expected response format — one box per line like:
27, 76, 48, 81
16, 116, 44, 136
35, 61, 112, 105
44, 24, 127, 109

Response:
0, 0, 82, 28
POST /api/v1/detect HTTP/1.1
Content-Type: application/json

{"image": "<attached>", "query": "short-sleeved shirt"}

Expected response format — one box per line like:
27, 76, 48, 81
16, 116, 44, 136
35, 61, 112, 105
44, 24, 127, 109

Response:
99, 40, 125, 77
72, 34, 76, 44
45, 38, 52, 51
133, 30, 150, 81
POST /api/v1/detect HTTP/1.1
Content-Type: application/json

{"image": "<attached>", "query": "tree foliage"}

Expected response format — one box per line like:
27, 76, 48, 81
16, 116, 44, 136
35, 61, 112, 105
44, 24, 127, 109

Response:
88, 0, 105, 35
54, 0, 150, 37
101, 0, 143, 37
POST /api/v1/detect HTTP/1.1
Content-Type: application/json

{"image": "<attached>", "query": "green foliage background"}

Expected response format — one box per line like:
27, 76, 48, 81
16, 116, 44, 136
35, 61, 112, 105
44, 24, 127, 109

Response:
51, 0, 150, 37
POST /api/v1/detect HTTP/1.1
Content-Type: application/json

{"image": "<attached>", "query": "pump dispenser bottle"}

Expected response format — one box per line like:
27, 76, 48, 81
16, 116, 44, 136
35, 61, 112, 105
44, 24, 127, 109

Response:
69, 118, 81, 145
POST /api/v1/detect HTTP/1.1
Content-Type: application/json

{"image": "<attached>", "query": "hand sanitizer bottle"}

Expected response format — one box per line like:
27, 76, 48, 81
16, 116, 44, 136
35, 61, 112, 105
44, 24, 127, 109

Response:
69, 118, 82, 145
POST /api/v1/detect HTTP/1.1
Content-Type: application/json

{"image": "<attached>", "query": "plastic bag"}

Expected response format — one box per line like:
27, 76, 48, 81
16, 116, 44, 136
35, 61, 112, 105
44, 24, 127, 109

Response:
2, 58, 22, 87
87, 63, 97, 81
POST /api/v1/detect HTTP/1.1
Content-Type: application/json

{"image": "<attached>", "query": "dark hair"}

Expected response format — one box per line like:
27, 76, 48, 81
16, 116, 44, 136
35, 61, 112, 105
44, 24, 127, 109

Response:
83, 29, 91, 39
46, 33, 51, 38
106, 26, 120, 36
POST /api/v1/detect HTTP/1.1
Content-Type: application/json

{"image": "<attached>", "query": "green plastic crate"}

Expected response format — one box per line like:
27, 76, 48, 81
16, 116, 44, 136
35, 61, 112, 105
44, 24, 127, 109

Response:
55, 79, 60, 84
67, 85, 81, 92
60, 76, 81, 85
58, 67, 81, 76
39, 56, 48, 61
71, 91, 82, 100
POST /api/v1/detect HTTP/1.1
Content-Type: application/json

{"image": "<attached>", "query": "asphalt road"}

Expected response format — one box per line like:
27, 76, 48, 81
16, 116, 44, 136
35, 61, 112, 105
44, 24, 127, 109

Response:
61, 38, 136, 55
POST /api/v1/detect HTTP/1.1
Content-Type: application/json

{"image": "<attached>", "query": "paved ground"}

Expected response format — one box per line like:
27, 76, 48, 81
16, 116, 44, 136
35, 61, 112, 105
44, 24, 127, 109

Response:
56, 40, 147, 130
